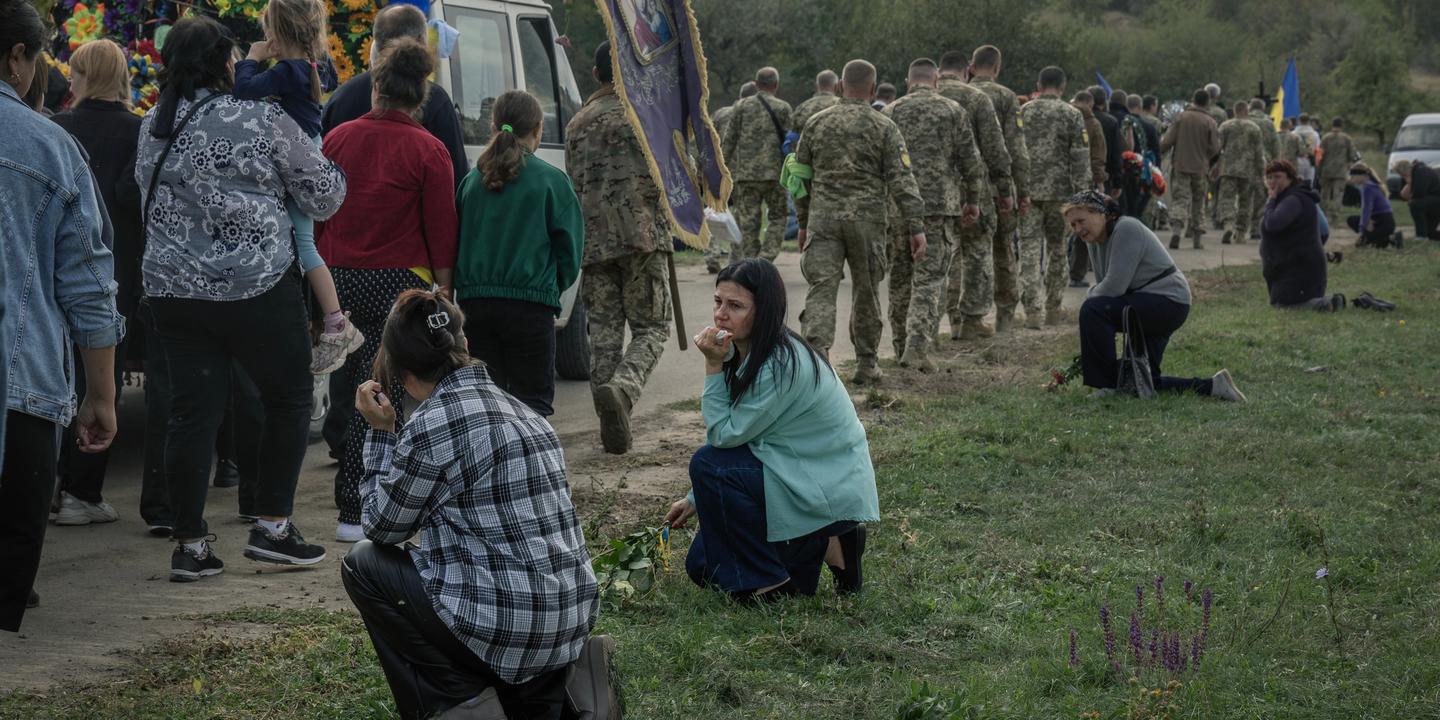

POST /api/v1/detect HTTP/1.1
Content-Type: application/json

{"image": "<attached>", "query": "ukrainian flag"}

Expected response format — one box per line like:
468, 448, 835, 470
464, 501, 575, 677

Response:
1270, 59, 1301, 130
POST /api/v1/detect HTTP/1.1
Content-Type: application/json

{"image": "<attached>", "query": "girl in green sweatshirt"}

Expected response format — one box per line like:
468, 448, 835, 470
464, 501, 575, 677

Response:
454, 90, 585, 416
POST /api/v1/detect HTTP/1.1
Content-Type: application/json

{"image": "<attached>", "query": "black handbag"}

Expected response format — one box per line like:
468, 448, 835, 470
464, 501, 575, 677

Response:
1117, 306, 1157, 399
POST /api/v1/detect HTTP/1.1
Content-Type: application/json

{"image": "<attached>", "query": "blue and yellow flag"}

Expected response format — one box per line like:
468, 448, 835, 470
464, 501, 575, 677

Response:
596, 0, 731, 249
1270, 59, 1301, 130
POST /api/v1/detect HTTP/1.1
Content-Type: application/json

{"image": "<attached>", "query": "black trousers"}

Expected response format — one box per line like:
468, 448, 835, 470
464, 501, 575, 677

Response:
0, 411, 58, 631
149, 273, 313, 540
1409, 195, 1440, 239
460, 297, 557, 416
340, 541, 569, 720
1346, 212, 1397, 247
1079, 293, 1214, 395
137, 301, 174, 528
57, 341, 125, 503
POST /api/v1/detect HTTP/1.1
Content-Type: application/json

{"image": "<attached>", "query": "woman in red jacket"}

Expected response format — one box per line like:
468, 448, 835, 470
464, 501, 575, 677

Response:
318, 38, 457, 544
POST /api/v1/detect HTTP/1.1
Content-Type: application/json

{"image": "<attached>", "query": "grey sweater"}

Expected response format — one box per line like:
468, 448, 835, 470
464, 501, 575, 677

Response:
1086, 217, 1191, 305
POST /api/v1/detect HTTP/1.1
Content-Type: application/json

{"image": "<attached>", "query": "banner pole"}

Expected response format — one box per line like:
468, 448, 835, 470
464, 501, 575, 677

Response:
669, 253, 688, 351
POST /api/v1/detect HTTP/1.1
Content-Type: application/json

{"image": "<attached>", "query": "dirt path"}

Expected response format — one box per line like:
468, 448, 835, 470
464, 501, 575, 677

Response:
0, 227, 1347, 692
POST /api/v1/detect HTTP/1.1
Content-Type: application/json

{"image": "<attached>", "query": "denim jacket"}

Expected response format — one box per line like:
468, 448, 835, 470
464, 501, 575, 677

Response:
1, 83, 125, 425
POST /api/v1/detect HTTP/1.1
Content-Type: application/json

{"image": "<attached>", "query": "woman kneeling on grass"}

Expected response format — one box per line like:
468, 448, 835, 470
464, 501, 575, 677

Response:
664, 259, 875, 603
1260, 159, 1346, 312
342, 289, 597, 720
1065, 191, 1247, 402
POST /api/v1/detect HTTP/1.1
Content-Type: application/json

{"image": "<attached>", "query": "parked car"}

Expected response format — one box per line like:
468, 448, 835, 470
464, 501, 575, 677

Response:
1387, 113, 1440, 196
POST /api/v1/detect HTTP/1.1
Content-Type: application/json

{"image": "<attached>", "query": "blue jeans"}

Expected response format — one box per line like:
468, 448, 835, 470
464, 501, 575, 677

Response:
685, 444, 853, 596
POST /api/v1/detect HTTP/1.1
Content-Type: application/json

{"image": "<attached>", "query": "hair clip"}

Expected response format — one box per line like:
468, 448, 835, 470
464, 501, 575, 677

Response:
427, 310, 450, 330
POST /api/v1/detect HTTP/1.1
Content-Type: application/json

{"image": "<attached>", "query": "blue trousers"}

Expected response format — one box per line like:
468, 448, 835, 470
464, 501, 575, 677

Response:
685, 444, 852, 596
1079, 293, 1214, 395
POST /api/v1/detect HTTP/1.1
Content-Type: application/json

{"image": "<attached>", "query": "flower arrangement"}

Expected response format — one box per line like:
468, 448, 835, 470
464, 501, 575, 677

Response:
64, 3, 106, 51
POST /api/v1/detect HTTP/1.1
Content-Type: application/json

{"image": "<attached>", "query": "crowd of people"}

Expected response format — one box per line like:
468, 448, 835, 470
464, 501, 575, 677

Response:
0, 0, 1431, 713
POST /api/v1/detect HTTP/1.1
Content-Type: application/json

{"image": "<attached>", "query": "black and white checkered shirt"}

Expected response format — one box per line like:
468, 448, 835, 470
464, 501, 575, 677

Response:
362, 365, 598, 684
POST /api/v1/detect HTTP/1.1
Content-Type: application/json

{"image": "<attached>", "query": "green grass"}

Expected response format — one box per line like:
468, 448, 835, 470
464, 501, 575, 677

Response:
4, 247, 1439, 719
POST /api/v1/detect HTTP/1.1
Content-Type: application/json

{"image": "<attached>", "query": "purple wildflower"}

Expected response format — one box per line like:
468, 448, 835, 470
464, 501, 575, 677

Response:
1155, 575, 1166, 614
1170, 633, 1183, 674
1191, 634, 1202, 670
1201, 589, 1214, 646
1129, 610, 1144, 666
1069, 628, 1079, 668
1135, 584, 1145, 622
1183, 579, 1194, 603
1100, 603, 1116, 663
1149, 629, 1159, 667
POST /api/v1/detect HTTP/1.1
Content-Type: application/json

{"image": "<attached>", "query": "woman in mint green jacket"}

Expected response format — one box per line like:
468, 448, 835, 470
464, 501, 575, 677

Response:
454, 90, 584, 416
664, 259, 878, 601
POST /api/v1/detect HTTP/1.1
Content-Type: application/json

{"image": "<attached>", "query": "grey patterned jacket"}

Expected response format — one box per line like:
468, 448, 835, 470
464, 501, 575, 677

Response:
136, 91, 347, 301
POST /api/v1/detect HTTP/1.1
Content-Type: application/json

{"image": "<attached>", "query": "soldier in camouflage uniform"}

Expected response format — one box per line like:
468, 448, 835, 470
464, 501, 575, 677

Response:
1247, 99, 1278, 239
882, 58, 983, 372
792, 70, 840, 135
1216, 102, 1265, 245
1020, 68, 1091, 327
565, 42, 673, 454
968, 45, 1031, 335
795, 59, 926, 385
936, 50, 1012, 341
722, 67, 791, 261
1319, 117, 1361, 226
706, 81, 756, 272
1204, 84, 1229, 225
1278, 118, 1302, 166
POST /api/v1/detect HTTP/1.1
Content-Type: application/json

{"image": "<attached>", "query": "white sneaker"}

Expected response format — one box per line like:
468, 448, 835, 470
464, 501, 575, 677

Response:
310, 318, 365, 375
1090, 388, 1119, 399
53, 491, 119, 526
1210, 369, 1248, 403
335, 522, 365, 543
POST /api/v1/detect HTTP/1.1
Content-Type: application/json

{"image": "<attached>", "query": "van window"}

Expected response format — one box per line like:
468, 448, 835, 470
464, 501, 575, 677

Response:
1394, 124, 1440, 151
446, 7, 513, 146
517, 16, 581, 145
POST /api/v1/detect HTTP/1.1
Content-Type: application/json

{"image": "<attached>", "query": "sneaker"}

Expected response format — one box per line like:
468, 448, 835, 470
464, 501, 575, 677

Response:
1090, 388, 1120, 399
593, 383, 633, 455
244, 522, 327, 566
170, 538, 224, 582
310, 319, 365, 375
212, 459, 240, 488
1210, 369, 1248, 403
52, 491, 119, 526
335, 522, 365, 543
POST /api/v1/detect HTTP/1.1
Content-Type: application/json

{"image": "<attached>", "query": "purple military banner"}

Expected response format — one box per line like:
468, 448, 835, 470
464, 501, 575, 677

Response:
595, 0, 730, 249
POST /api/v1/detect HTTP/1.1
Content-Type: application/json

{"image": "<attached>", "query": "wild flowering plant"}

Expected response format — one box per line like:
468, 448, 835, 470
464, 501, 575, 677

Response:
1070, 576, 1214, 681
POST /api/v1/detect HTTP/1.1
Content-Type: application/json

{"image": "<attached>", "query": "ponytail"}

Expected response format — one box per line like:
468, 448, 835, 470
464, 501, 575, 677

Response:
477, 90, 544, 191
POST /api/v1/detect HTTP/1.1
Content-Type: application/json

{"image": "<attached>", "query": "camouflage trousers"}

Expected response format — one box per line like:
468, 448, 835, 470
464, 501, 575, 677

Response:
800, 216, 888, 360
944, 199, 996, 329
582, 251, 672, 407
887, 216, 955, 358
703, 223, 738, 271
732, 180, 786, 261
1249, 181, 1267, 239
1170, 172, 1209, 240
1216, 176, 1258, 240
1019, 200, 1069, 319
1320, 178, 1346, 227
992, 206, 1020, 314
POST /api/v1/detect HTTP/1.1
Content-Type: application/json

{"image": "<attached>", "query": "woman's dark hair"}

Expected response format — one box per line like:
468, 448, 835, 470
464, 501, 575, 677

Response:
153, 17, 235, 138
0, 0, 45, 65
716, 259, 827, 405
373, 289, 478, 385
477, 90, 543, 191
373, 37, 433, 111
21, 54, 46, 110
1264, 158, 1298, 183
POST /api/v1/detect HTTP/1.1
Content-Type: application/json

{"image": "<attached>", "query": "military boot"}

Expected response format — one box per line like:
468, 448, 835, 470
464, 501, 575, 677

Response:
994, 308, 1015, 335
899, 339, 938, 374
1044, 307, 1067, 326
1192, 233, 1205, 250
1023, 308, 1044, 330
593, 383, 633, 455
852, 356, 883, 385
1169, 233, 1181, 250
957, 315, 995, 340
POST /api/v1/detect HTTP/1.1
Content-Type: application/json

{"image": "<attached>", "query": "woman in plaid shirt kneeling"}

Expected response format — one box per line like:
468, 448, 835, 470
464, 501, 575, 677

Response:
342, 289, 598, 720
665, 259, 878, 602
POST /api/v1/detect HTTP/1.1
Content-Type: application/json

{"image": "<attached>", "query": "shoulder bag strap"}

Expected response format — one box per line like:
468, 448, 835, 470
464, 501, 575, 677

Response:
142, 93, 224, 237
754, 94, 788, 154
1122, 305, 1150, 360
1131, 265, 1177, 293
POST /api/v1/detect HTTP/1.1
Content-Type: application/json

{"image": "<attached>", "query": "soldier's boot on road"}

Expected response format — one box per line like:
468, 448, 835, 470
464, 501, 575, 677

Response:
1221, 229, 1234, 245
994, 308, 1015, 335
1045, 307, 1067, 326
899, 337, 937, 374
593, 383, 633, 455
1023, 309, 1044, 330
852, 356, 883, 386
893, 338, 907, 362
1169, 233, 1181, 250
1192, 233, 1205, 250
957, 315, 995, 341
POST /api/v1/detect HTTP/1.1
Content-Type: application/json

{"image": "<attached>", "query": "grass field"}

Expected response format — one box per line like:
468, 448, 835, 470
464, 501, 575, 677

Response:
3, 244, 1438, 719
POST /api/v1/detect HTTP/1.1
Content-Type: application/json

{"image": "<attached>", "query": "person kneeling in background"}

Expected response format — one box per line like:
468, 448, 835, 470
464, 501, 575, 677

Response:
1260, 160, 1346, 312
665, 259, 874, 603
1345, 163, 1401, 249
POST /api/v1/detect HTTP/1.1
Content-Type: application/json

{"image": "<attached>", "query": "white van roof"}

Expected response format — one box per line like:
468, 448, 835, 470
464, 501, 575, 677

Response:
1402, 113, 1440, 126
